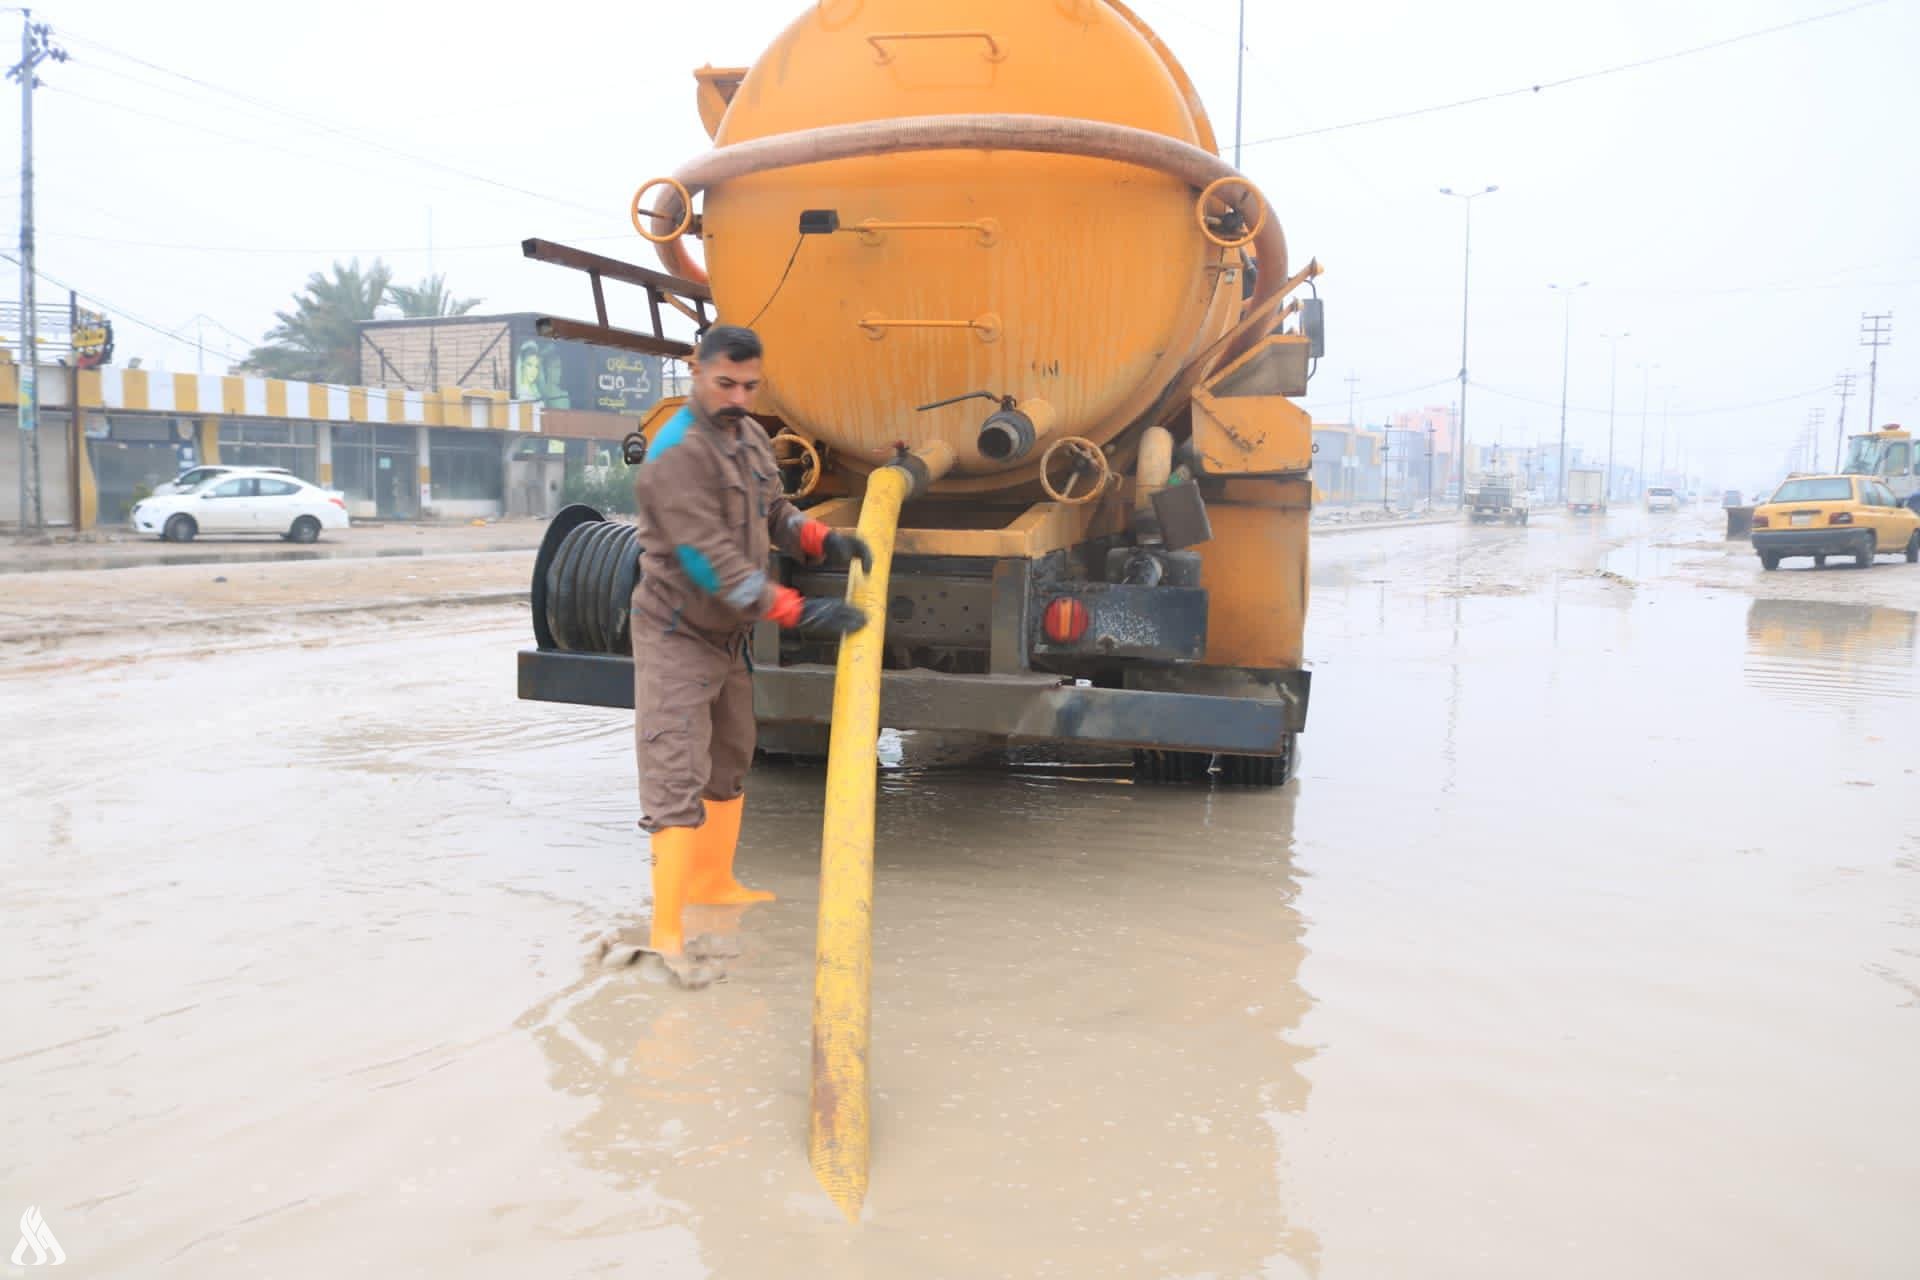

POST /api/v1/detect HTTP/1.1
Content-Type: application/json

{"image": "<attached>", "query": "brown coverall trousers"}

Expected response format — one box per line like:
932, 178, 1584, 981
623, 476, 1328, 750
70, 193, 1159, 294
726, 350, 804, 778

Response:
630, 404, 806, 832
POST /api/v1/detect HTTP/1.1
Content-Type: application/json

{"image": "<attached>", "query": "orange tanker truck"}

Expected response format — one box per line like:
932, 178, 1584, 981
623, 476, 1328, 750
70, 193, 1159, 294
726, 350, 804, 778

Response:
516, 0, 1322, 786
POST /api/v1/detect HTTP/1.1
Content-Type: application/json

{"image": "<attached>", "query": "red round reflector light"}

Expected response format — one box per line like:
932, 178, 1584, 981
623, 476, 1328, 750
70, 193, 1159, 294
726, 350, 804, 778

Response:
1042, 597, 1090, 645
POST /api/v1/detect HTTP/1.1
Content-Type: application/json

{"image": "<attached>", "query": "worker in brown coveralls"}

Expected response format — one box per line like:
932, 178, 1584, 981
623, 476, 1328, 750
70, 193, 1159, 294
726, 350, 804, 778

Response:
631, 324, 870, 964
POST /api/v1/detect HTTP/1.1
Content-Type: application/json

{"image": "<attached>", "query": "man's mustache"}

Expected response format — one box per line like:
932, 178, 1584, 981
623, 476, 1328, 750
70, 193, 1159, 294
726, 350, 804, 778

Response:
714, 406, 748, 419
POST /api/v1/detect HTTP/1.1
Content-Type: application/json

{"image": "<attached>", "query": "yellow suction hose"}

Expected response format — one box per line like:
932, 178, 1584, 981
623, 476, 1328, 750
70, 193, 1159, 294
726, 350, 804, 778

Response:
809, 443, 953, 1222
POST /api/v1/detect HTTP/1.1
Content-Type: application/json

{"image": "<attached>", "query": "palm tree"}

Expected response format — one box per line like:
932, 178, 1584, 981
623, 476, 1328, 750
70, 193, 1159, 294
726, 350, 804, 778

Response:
386, 273, 483, 319
239, 259, 394, 384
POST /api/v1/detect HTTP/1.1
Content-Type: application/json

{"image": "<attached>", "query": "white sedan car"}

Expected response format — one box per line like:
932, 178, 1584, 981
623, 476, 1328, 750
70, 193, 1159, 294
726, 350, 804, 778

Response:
132, 471, 351, 543
151, 463, 296, 496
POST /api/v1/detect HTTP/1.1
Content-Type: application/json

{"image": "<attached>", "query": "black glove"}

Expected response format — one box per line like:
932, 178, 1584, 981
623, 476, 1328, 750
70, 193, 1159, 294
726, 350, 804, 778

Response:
796, 597, 869, 636
821, 530, 874, 575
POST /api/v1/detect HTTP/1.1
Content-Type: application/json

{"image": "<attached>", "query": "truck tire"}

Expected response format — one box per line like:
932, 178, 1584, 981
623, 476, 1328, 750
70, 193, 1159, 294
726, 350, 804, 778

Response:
1219, 736, 1296, 788
1131, 749, 1213, 784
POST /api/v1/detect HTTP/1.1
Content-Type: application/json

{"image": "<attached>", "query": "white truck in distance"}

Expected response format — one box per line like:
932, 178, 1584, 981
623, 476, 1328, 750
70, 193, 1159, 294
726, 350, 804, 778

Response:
1567, 468, 1605, 514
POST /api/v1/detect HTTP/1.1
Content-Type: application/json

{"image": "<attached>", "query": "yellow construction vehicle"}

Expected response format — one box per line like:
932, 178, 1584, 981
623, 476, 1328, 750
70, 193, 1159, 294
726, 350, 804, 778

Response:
1841, 425, 1917, 511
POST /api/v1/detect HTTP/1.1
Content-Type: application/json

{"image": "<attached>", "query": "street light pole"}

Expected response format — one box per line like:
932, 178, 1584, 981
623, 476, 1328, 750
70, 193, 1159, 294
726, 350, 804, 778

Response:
1658, 386, 1672, 484
1549, 281, 1588, 505
1232, 0, 1245, 170
1601, 331, 1630, 507
1636, 361, 1658, 504
1440, 185, 1498, 509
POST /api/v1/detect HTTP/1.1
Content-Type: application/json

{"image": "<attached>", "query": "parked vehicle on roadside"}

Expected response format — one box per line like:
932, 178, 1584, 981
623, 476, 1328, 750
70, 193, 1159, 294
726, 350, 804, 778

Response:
131, 469, 351, 543
151, 464, 296, 497
1645, 486, 1677, 512
1749, 475, 1920, 570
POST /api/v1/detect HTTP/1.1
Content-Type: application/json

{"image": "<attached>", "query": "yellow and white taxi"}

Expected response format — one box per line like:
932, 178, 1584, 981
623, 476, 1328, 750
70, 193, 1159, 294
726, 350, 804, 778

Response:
1750, 474, 1920, 570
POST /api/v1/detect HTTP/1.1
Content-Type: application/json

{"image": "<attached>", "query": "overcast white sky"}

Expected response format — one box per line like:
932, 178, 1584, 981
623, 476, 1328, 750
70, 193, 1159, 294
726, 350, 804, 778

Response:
8, 0, 1917, 489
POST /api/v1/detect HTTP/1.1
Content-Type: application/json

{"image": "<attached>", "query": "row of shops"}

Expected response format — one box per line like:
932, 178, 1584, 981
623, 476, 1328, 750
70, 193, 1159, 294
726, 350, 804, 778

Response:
0, 362, 646, 530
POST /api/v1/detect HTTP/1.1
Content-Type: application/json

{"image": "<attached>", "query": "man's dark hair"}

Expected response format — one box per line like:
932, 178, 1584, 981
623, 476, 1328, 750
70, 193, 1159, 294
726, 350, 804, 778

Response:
696, 325, 763, 364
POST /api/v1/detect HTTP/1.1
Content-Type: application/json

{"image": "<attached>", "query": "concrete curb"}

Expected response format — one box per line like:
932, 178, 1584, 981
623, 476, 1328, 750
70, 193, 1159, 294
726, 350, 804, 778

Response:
1312, 514, 1460, 537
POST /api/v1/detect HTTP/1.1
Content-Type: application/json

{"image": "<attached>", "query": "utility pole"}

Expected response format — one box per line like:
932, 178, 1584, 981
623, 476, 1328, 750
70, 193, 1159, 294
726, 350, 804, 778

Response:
1232, 0, 1245, 169
1636, 362, 1658, 502
1804, 409, 1825, 472
1549, 282, 1587, 504
1440, 185, 1498, 508
1860, 312, 1891, 435
1344, 371, 1359, 427
8, 11, 66, 532
1381, 426, 1391, 510
1601, 331, 1629, 506
1659, 388, 1671, 484
1426, 424, 1435, 508
1833, 371, 1856, 470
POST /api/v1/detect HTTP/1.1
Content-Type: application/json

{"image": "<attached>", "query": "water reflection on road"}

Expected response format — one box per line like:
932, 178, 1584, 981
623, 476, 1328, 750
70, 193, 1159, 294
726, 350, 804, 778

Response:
3, 508, 1917, 1278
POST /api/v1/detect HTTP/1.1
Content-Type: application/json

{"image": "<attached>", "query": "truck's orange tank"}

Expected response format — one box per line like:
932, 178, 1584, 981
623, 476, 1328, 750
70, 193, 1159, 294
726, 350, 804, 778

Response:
681, 0, 1262, 494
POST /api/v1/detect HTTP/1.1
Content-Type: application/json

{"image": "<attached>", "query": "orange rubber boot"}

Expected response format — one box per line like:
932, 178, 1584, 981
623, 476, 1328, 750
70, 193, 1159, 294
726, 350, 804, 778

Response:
689, 795, 775, 905
647, 826, 699, 957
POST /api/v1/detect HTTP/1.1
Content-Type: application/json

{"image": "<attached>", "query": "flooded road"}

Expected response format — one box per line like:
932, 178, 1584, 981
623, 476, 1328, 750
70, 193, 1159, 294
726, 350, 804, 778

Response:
4, 507, 1917, 1277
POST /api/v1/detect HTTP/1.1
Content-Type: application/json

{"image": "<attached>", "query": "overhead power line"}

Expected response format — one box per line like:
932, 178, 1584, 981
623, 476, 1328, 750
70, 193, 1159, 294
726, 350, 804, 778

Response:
51, 26, 614, 218
1471, 379, 1836, 419
1301, 375, 1456, 415
0, 249, 248, 361
37, 222, 628, 257
1240, 0, 1893, 150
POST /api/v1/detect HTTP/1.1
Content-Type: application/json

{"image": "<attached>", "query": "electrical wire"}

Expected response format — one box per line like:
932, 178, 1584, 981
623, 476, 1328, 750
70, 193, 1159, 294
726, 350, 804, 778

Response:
45, 83, 624, 226
0, 250, 249, 360
38, 223, 629, 257
744, 235, 807, 329
53, 27, 613, 218
1239, 0, 1894, 150
1300, 375, 1456, 415
1470, 379, 1837, 418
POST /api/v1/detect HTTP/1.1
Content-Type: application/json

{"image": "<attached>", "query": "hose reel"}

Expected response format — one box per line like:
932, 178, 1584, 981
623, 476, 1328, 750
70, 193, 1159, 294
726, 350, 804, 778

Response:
531, 504, 642, 656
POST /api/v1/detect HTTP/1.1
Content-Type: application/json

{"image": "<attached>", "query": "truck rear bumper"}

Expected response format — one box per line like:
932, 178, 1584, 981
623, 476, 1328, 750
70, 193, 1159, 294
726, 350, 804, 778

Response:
518, 650, 1309, 755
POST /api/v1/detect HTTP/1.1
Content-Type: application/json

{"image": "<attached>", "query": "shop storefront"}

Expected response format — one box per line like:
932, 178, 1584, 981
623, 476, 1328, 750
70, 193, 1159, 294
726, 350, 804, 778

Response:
429, 428, 505, 519
219, 421, 318, 482
89, 417, 193, 524
331, 425, 420, 519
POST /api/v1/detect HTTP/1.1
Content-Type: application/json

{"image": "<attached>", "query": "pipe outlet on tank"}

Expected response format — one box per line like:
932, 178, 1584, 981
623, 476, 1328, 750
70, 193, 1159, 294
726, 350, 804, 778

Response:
978, 398, 1056, 464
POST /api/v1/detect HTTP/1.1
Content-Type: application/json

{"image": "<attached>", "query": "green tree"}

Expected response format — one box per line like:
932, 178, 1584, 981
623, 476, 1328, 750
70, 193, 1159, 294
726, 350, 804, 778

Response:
386, 273, 483, 319
239, 259, 393, 384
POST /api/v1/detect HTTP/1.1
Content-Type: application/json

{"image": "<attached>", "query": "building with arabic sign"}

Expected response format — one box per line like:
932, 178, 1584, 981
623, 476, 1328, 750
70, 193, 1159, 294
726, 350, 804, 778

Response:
1, 310, 670, 530
357, 313, 664, 419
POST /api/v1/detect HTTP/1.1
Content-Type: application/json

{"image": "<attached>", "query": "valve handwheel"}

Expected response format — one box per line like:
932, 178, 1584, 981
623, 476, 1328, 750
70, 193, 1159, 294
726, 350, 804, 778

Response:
1195, 175, 1267, 250
632, 176, 694, 244
1039, 436, 1111, 505
770, 431, 823, 499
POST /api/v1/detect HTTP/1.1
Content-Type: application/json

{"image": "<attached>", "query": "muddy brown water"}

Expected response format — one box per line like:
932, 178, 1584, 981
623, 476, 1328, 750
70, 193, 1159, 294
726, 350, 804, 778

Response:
3, 509, 1917, 1277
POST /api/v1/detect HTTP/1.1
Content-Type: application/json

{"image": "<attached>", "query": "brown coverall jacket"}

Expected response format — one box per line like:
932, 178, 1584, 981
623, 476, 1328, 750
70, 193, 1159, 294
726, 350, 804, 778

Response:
630, 402, 809, 831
